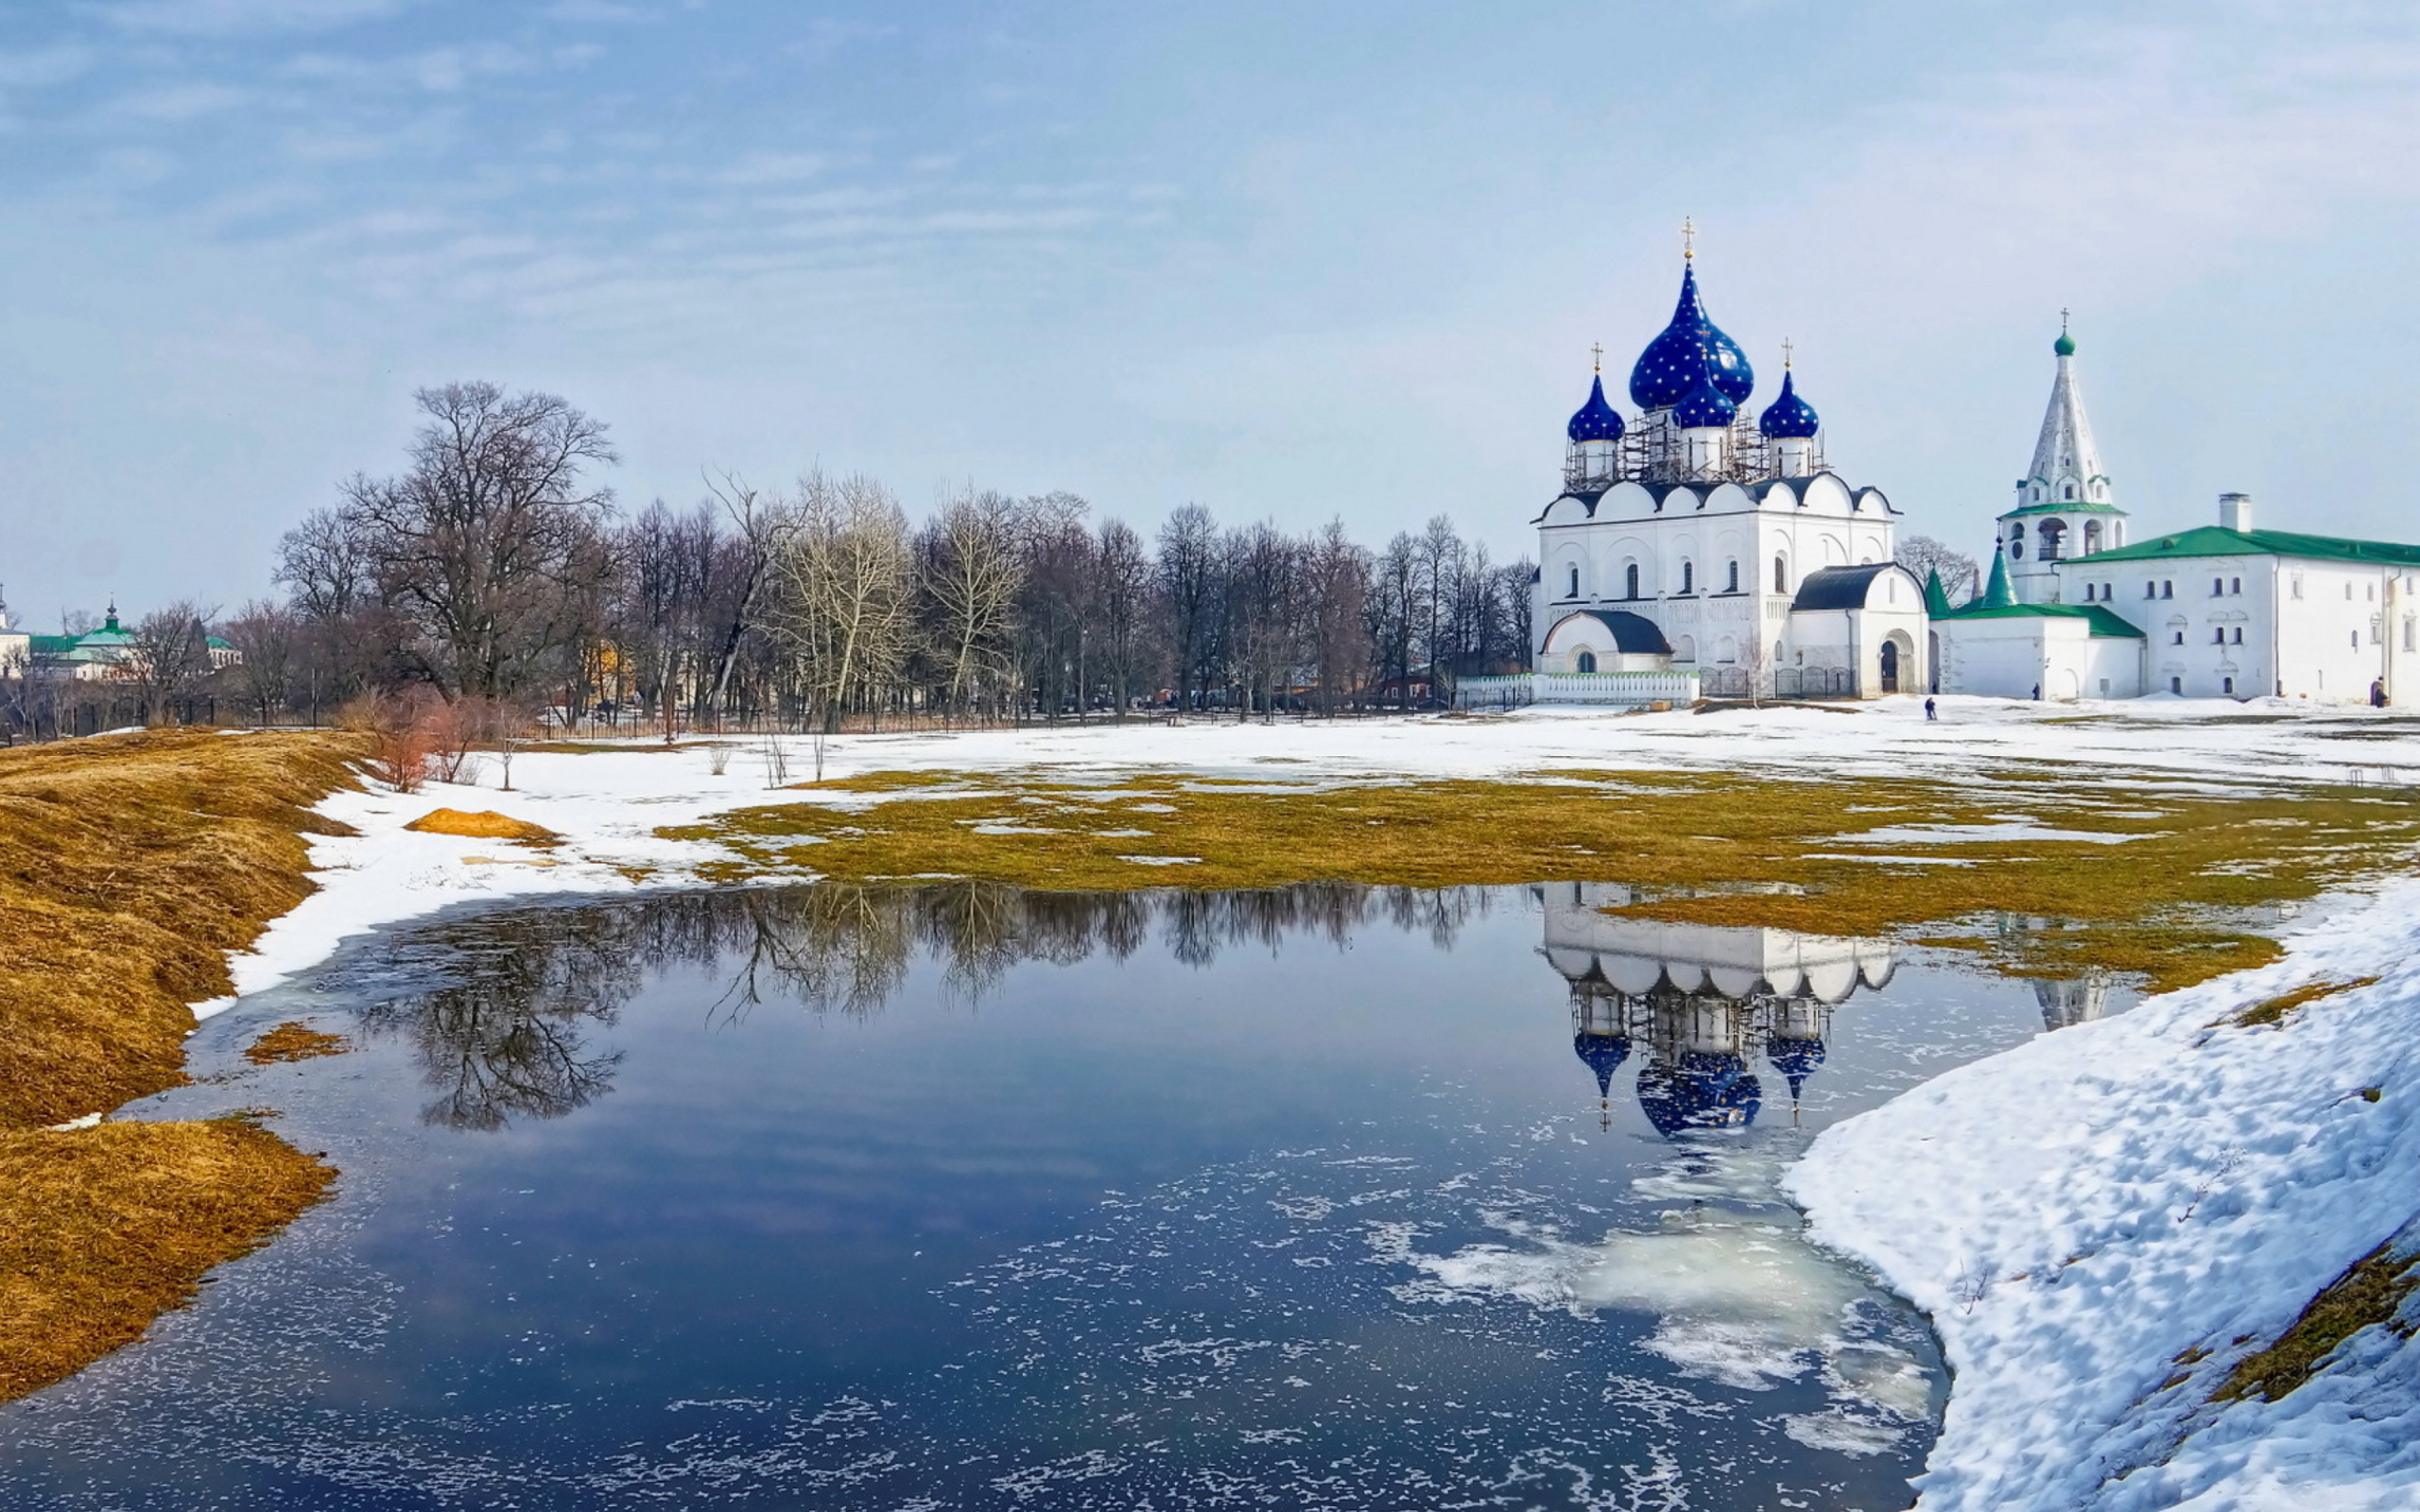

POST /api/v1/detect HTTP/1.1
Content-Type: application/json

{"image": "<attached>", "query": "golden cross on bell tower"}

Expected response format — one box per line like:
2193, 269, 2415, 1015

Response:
1590, 341, 1602, 373
1681, 215, 1696, 261
1781, 336, 1794, 369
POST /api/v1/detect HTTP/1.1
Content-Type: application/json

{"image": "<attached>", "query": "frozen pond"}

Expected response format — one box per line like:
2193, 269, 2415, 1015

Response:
0, 882, 2131, 1510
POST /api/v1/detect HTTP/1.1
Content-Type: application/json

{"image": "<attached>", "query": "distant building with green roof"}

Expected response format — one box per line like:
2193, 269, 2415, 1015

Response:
1932, 328, 2415, 705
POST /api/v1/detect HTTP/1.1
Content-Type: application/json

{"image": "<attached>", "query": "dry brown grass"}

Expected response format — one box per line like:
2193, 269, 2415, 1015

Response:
667, 767, 2420, 993
0, 730, 361, 1127
2227, 976, 2381, 1030
403, 807, 561, 844
243, 1022, 350, 1065
0, 730, 359, 1404
0, 1117, 334, 1400
2215, 1240, 2420, 1403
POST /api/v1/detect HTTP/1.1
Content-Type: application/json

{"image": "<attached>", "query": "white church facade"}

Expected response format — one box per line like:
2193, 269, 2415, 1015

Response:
1931, 330, 2420, 705
1522, 245, 1928, 701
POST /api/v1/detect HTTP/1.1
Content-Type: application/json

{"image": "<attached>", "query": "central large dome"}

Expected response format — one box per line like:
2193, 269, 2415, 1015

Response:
1629, 263, 1754, 410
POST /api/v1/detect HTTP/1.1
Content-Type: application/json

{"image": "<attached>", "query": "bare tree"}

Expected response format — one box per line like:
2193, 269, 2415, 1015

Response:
338, 382, 620, 699
700, 470, 792, 727
1157, 504, 1222, 712
773, 471, 912, 732
1093, 517, 1152, 719
1301, 519, 1373, 713
126, 600, 219, 723
225, 600, 300, 726
916, 486, 1024, 720
1896, 535, 1979, 607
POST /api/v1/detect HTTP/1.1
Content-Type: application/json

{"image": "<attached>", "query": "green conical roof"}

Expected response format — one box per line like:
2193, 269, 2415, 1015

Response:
1979, 545, 2016, 609
1923, 566, 1953, 618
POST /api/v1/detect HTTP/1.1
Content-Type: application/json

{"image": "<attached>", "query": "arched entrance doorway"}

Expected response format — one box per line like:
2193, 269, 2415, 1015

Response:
1878, 639, 1901, 694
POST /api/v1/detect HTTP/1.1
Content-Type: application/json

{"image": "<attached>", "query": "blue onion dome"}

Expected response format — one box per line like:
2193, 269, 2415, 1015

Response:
1566, 374, 1625, 443
1637, 1053, 1762, 1137
1766, 1035, 1826, 1099
1629, 262, 1754, 409
1671, 352, 1738, 430
1758, 368, 1820, 438
1572, 1031, 1633, 1098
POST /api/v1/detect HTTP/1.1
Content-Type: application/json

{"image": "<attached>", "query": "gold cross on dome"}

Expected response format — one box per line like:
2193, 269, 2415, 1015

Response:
1681, 215, 1696, 261
1591, 341, 1602, 372
1782, 337, 1794, 369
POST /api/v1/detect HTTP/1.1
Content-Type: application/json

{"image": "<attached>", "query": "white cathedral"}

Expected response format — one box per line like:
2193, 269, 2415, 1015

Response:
1529, 245, 1929, 699
1527, 246, 2420, 706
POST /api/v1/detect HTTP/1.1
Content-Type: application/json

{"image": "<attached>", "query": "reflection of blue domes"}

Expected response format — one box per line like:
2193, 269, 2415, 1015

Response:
1566, 374, 1626, 443
1636, 1053, 1762, 1138
1630, 263, 1754, 410
1573, 1031, 1633, 1098
1758, 369, 1820, 439
1766, 1035, 1827, 1100
1672, 355, 1738, 431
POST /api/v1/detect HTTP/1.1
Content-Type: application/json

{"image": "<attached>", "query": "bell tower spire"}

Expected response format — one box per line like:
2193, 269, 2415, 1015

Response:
1998, 318, 2127, 604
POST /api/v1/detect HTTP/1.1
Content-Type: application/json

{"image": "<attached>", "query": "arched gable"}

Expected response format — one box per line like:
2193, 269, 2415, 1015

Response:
1796, 472, 1855, 515
1538, 495, 1596, 527
1701, 482, 1755, 514
1594, 481, 1660, 519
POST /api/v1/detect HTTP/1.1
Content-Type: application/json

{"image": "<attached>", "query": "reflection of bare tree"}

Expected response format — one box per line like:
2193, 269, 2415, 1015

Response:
361, 914, 643, 1130
365, 882, 1508, 1130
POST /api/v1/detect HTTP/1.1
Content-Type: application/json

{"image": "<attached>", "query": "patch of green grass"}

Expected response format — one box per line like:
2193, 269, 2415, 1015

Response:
2216, 1241, 2420, 1403
664, 767, 2420, 993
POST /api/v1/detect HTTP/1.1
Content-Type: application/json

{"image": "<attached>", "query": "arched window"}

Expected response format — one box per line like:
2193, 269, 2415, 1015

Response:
1725, 559, 1739, 593
1681, 560, 1694, 593
1565, 564, 1579, 598
1576, 650, 1597, 673
1772, 556, 1788, 593
2064, 483, 2075, 500
1624, 562, 1640, 599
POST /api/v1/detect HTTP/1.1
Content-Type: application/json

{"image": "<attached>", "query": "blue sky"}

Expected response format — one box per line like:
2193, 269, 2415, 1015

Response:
4, 0, 2418, 619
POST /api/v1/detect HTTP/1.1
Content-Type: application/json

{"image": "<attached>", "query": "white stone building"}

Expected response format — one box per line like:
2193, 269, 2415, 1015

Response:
1933, 331, 2420, 704
1526, 249, 1928, 700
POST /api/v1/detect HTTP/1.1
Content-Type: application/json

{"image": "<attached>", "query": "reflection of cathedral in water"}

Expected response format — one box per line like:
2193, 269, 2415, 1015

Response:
1539, 883, 1896, 1136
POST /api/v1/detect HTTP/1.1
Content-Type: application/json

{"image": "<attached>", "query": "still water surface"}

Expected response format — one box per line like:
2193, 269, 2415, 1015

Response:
0, 883, 2127, 1510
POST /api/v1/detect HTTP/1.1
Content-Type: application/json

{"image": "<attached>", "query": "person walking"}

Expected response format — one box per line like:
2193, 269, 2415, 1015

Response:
1924, 696, 1938, 721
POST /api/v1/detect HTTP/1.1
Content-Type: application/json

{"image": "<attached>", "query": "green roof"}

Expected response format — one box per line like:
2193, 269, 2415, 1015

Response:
2080, 524, 2420, 568
1922, 567, 1953, 617
26, 635, 78, 654
1934, 602, 2146, 638
2002, 499, 2125, 518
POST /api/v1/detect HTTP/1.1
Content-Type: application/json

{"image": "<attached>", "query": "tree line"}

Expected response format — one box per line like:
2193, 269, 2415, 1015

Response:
224, 382, 1536, 730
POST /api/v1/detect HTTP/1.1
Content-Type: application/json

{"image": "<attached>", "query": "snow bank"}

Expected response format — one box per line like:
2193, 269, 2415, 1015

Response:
1789, 879, 2420, 1511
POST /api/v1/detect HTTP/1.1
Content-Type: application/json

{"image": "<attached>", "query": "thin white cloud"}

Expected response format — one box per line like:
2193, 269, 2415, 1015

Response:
114, 81, 251, 120
0, 45, 97, 90
87, 0, 408, 37
543, 0, 655, 21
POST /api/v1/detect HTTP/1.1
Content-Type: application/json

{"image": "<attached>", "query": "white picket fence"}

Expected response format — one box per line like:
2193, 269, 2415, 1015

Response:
1453, 672, 1700, 710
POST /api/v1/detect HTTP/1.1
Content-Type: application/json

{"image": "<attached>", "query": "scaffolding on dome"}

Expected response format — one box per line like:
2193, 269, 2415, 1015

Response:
1562, 406, 1824, 494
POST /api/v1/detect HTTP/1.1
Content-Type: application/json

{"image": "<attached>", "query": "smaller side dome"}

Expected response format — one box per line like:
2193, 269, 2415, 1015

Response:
2054, 330, 2076, 358
1672, 355, 1737, 430
1566, 374, 1625, 443
1758, 369, 1819, 438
